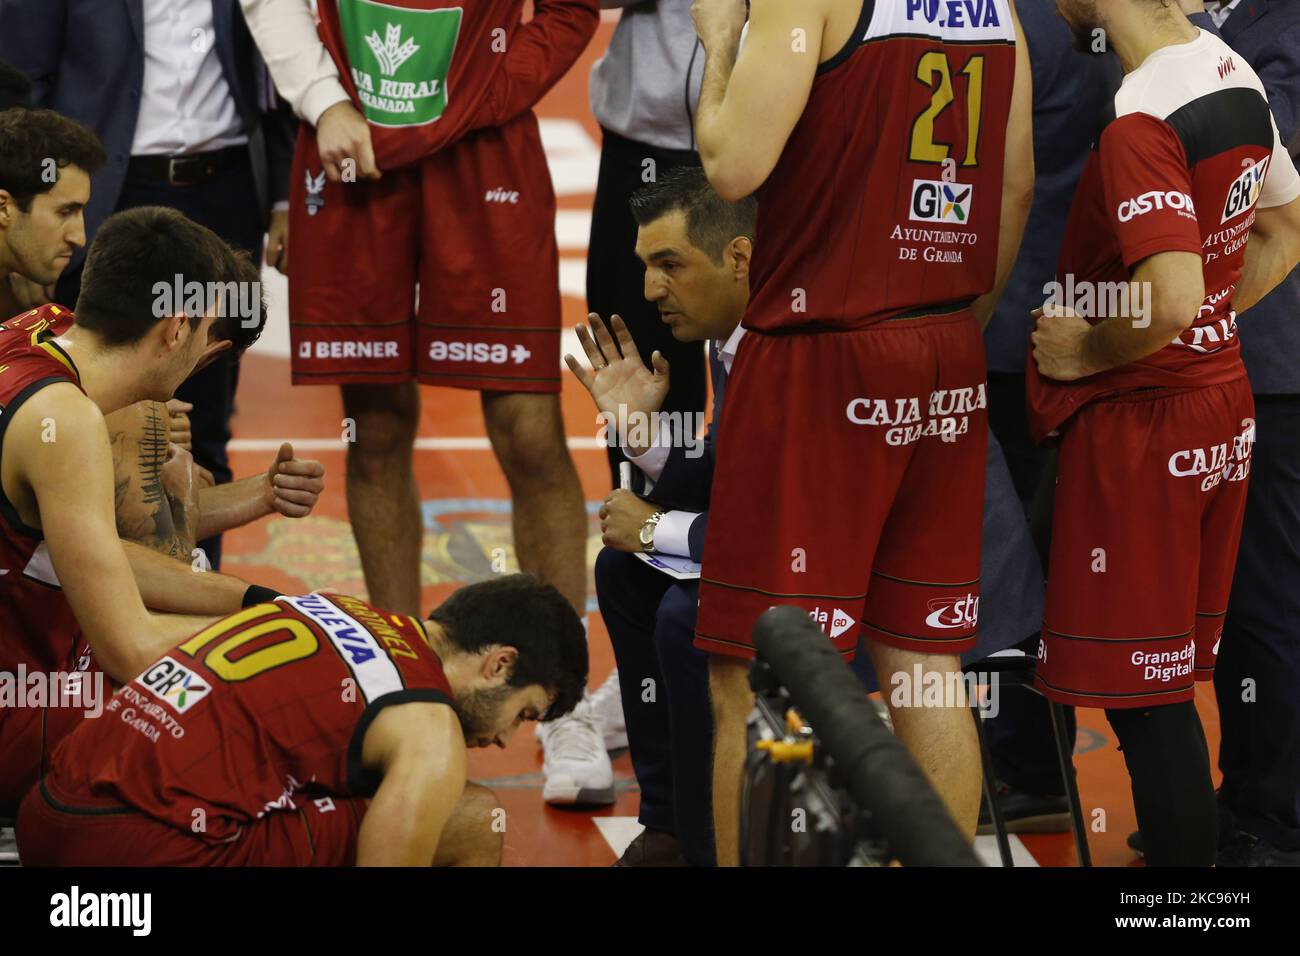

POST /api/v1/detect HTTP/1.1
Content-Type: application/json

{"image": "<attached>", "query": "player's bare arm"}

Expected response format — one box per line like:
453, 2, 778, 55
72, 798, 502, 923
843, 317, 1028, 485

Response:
356, 701, 468, 866
195, 442, 325, 540
4, 384, 228, 681
106, 400, 325, 558
692, 0, 826, 201
973, 0, 1034, 330
1235, 195, 1300, 314
106, 401, 198, 559
1032, 250, 1205, 381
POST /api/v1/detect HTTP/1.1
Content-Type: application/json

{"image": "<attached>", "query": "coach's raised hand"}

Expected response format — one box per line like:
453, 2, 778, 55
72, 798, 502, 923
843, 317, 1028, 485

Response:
265, 442, 326, 518
316, 101, 381, 182
565, 313, 670, 456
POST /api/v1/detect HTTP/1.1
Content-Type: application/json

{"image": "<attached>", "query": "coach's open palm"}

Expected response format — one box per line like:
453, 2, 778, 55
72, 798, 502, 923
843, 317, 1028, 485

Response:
564, 313, 670, 425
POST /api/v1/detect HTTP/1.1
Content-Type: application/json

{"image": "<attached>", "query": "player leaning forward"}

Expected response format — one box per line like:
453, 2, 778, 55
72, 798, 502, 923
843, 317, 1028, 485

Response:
19, 575, 587, 866
690, 0, 1034, 863
1028, 0, 1300, 866
238, 0, 610, 797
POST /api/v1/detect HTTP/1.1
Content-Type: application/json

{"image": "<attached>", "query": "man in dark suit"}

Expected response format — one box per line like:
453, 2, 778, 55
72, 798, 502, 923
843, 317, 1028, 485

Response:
1184, 0, 1300, 868
0, 0, 296, 569
570, 168, 1045, 865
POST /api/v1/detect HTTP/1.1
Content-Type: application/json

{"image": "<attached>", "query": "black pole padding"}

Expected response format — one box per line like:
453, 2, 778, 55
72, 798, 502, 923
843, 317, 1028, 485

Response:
752, 606, 982, 867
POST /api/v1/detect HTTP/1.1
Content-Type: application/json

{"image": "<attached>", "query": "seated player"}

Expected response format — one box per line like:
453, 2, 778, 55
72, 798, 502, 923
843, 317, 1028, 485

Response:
17, 574, 587, 867
0, 206, 276, 814
0, 251, 322, 816
103, 252, 325, 562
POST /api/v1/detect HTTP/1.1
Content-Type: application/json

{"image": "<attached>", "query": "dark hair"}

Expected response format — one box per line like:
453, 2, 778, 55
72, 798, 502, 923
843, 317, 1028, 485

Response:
0, 61, 32, 110
429, 574, 587, 722
75, 206, 240, 345
628, 165, 757, 263
0, 107, 105, 211
211, 248, 267, 356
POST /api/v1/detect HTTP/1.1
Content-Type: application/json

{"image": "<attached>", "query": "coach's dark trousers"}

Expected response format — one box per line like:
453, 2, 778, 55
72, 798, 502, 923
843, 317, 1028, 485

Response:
586, 130, 707, 489
595, 547, 715, 866
56, 156, 263, 570
1216, 394, 1300, 851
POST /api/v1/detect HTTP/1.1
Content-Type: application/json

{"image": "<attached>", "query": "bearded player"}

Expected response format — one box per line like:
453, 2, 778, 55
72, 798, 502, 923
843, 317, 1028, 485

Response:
689, 0, 1034, 863
18, 575, 586, 866
1028, 0, 1300, 866
238, 0, 613, 797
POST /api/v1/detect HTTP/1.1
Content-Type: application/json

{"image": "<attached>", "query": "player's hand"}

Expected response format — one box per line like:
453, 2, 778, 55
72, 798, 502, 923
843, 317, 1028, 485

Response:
316, 101, 381, 183
264, 442, 325, 518
599, 489, 659, 553
564, 314, 670, 453
165, 399, 193, 451
691, 0, 747, 50
265, 208, 289, 274
7, 273, 54, 311
1031, 304, 1096, 382
160, 443, 197, 504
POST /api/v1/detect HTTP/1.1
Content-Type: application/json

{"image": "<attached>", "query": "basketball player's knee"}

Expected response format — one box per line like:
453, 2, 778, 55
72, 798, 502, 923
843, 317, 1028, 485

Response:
435, 782, 503, 867
343, 385, 418, 468
484, 397, 570, 484
460, 783, 504, 863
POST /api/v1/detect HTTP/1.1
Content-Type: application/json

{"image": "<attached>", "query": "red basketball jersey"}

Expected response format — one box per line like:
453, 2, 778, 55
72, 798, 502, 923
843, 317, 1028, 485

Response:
744, 0, 1018, 333
49, 593, 456, 843
314, 0, 599, 169
0, 304, 88, 679
1026, 29, 1300, 440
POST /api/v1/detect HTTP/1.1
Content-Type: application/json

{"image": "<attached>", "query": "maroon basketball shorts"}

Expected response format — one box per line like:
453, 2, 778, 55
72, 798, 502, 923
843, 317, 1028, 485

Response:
1034, 377, 1255, 709
695, 310, 988, 662
17, 776, 365, 866
287, 109, 561, 393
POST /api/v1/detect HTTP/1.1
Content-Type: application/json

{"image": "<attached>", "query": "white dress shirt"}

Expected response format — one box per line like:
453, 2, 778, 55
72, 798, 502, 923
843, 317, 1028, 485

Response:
239, 0, 352, 127
624, 324, 746, 557
1205, 0, 1244, 28
132, 0, 248, 156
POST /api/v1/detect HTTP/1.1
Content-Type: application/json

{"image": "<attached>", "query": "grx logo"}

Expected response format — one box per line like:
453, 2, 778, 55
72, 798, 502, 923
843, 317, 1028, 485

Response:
910, 179, 973, 223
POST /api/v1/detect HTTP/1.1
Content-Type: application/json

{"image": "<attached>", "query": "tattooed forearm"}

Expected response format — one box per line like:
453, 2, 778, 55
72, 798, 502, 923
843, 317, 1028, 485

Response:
106, 401, 194, 560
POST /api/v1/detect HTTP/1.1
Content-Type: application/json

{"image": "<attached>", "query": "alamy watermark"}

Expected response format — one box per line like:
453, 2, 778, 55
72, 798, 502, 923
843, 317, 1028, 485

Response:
152, 274, 261, 328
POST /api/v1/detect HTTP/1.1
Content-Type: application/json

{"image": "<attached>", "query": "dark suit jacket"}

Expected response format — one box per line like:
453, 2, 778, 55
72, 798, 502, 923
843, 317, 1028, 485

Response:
634, 341, 728, 562
0, 0, 296, 271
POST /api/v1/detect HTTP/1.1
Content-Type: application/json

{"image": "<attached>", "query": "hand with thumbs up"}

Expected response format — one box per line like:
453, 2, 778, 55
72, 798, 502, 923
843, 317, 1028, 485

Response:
263, 442, 325, 518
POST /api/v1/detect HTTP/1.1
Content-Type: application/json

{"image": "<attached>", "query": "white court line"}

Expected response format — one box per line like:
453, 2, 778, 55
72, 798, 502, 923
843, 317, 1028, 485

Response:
593, 817, 644, 860
228, 437, 607, 452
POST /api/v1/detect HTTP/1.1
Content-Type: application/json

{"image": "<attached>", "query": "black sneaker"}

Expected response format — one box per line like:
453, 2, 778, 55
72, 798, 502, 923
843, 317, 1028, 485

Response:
1217, 830, 1300, 867
977, 782, 1071, 835
1127, 830, 1144, 857
613, 828, 687, 867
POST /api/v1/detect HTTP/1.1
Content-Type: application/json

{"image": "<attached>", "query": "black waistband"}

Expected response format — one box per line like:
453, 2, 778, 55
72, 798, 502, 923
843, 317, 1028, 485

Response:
127, 145, 247, 187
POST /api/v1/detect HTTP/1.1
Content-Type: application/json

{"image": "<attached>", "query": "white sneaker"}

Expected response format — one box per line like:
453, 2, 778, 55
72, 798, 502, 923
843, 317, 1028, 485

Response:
589, 668, 628, 751
537, 699, 615, 806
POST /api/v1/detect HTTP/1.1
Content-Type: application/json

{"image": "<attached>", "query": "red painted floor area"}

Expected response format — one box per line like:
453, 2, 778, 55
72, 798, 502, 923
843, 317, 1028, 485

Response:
219, 17, 1224, 867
